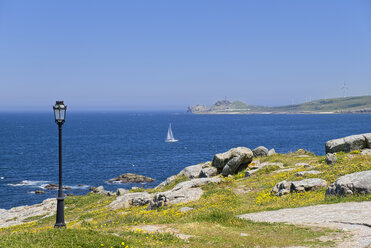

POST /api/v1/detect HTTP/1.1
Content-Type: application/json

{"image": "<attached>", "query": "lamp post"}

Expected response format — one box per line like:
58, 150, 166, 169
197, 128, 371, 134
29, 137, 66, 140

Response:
53, 101, 67, 228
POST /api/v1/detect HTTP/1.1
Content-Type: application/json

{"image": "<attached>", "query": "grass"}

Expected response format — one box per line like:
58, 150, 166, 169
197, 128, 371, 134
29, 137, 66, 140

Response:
1, 151, 370, 247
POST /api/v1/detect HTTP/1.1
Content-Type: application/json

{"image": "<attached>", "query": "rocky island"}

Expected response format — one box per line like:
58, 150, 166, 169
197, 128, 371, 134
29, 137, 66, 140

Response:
0, 133, 370, 247
188, 95, 371, 114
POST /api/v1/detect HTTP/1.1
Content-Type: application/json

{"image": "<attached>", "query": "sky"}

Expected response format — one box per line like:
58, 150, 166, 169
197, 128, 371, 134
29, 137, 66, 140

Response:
0, 0, 370, 111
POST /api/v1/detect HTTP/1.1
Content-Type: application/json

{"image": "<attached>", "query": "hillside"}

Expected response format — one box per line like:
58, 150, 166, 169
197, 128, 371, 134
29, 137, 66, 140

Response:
1, 149, 370, 247
188, 95, 371, 114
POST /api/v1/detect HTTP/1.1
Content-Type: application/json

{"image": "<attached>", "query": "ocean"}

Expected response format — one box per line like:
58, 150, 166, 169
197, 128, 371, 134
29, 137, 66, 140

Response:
0, 112, 370, 209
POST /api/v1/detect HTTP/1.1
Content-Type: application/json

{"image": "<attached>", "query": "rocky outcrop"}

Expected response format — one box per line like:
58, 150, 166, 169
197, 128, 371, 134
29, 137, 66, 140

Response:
109, 173, 154, 183
212, 147, 253, 176
92, 186, 115, 196
109, 177, 221, 210
187, 104, 208, 113
0, 198, 56, 228
272, 179, 327, 196
325, 170, 371, 196
325, 133, 371, 153
155, 175, 177, 189
325, 153, 337, 164
252, 146, 269, 157
116, 188, 129, 196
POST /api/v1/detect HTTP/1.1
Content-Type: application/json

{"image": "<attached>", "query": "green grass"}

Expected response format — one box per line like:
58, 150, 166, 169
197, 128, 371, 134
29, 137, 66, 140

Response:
1, 152, 370, 247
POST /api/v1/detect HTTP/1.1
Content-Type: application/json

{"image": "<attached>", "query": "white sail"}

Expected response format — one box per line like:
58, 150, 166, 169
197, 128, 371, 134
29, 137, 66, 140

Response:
165, 123, 178, 142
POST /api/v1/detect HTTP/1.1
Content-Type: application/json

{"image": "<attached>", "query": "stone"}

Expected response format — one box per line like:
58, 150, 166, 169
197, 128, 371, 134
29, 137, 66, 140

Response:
199, 167, 218, 178
363, 133, 371, 148
212, 147, 253, 176
325, 170, 371, 196
35, 190, 45, 194
89, 186, 96, 191
147, 194, 167, 210
116, 188, 129, 196
109, 177, 222, 210
109, 173, 154, 183
271, 180, 292, 196
325, 134, 368, 153
295, 170, 322, 177
361, 149, 371, 156
291, 179, 327, 192
267, 148, 276, 156
325, 153, 337, 164
93, 186, 110, 196
252, 146, 269, 157
178, 162, 211, 179
272, 178, 327, 196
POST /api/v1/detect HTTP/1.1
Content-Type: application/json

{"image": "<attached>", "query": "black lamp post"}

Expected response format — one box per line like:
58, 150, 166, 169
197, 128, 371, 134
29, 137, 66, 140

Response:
53, 101, 67, 228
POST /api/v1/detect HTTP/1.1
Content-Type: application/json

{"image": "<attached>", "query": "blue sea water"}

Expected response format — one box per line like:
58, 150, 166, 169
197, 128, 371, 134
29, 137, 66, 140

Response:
0, 112, 370, 209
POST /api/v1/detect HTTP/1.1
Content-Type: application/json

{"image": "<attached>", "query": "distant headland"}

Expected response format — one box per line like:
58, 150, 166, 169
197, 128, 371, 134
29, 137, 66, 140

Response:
188, 95, 371, 114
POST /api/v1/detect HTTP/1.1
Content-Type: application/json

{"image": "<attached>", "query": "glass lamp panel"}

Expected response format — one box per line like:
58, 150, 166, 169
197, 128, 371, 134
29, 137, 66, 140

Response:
60, 108, 66, 121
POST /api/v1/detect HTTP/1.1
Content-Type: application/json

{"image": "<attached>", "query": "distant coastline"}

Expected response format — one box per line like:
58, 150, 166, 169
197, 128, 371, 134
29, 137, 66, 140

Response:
187, 95, 371, 114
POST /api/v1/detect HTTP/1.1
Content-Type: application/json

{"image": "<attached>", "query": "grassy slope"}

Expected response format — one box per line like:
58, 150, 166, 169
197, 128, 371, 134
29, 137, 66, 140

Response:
1, 151, 370, 248
272, 95, 371, 112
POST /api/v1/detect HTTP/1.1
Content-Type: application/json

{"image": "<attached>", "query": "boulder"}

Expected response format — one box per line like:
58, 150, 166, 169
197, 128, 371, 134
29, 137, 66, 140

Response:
325, 153, 337, 164
326, 170, 371, 196
212, 147, 253, 177
291, 179, 327, 192
116, 188, 129, 196
93, 186, 113, 196
147, 194, 167, 210
271, 180, 292, 196
267, 149, 276, 156
363, 133, 371, 148
35, 190, 45, 194
325, 134, 370, 153
252, 146, 269, 157
178, 162, 210, 179
295, 170, 322, 177
109, 173, 154, 183
272, 178, 327, 196
361, 149, 371, 156
199, 167, 218, 178
110, 192, 152, 209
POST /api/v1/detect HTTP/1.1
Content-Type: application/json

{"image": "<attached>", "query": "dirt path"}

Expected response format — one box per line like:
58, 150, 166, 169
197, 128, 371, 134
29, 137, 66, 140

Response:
238, 201, 371, 248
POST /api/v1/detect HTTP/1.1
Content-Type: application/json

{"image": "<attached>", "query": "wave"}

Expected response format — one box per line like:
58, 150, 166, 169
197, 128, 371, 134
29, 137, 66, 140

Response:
0, 177, 4, 180
8, 180, 51, 187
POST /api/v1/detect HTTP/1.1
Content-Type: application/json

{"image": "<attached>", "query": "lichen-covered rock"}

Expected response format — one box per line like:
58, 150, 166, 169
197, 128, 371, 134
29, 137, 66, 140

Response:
212, 147, 253, 177
325, 134, 371, 153
325, 153, 337, 165
326, 170, 371, 196
271, 180, 292, 196
147, 194, 167, 210
252, 146, 269, 157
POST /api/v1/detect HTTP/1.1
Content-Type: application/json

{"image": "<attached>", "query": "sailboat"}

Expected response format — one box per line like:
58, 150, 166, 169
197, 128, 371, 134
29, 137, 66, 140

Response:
165, 123, 178, 142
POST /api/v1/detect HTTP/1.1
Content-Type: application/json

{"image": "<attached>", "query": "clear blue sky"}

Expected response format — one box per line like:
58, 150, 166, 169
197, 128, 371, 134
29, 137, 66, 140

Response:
1, 0, 370, 111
